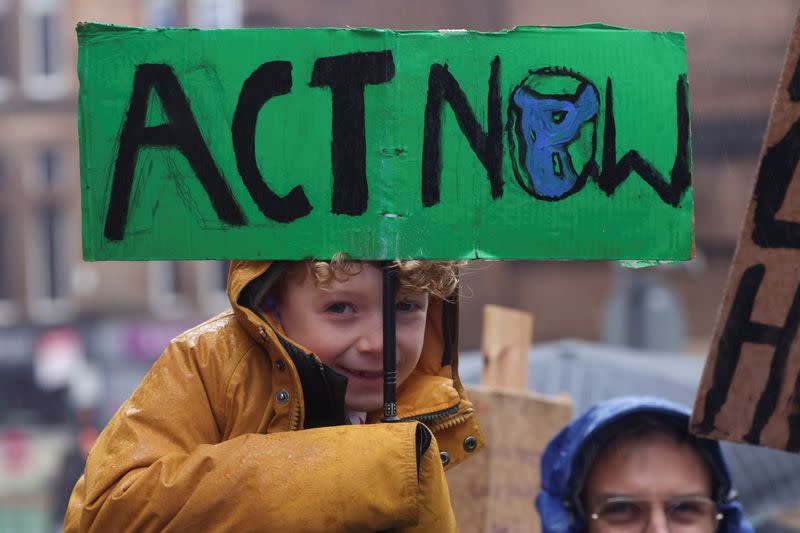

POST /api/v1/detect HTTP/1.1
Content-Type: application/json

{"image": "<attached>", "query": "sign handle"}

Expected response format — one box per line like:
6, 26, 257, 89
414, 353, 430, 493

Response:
481, 304, 534, 391
382, 262, 400, 422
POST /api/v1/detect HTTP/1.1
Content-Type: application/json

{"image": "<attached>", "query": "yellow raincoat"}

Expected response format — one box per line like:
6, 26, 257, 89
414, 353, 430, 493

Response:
64, 260, 484, 532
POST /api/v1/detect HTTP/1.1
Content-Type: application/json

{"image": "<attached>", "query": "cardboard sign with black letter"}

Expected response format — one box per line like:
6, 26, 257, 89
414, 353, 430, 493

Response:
692, 12, 800, 452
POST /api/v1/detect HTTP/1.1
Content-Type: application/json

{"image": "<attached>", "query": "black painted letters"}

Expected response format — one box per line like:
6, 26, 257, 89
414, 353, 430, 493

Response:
596, 75, 691, 207
421, 56, 502, 207
232, 61, 312, 223
751, 119, 800, 248
105, 64, 245, 241
310, 51, 396, 215
695, 264, 800, 450
105, 55, 693, 239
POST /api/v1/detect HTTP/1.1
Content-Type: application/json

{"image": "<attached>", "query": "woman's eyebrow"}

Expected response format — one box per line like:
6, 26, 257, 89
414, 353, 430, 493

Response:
594, 491, 710, 500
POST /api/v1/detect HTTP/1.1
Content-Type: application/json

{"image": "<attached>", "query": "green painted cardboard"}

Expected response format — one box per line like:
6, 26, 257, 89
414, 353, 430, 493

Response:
78, 23, 693, 260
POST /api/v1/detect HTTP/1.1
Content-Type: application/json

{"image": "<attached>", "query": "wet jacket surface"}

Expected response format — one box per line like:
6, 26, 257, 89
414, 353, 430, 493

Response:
536, 396, 754, 533
64, 260, 484, 532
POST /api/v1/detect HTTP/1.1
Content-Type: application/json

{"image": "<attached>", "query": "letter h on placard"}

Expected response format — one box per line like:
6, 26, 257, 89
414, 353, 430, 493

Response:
696, 265, 800, 450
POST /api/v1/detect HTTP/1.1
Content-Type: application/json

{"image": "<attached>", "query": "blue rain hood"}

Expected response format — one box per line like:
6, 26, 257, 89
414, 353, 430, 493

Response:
536, 396, 754, 533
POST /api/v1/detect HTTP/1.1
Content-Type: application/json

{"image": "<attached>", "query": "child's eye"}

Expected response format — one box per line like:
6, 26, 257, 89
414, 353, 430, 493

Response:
325, 302, 354, 314
396, 301, 421, 312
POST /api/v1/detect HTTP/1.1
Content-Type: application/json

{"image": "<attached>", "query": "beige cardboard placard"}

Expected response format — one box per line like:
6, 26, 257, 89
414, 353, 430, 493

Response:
481, 305, 535, 391
446, 386, 573, 533
691, 12, 800, 451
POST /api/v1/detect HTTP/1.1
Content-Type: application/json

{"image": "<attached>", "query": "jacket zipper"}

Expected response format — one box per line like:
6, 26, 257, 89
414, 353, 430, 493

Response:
288, 396, 302, 431
426, 407, 474, 433
399, 403, 459, 423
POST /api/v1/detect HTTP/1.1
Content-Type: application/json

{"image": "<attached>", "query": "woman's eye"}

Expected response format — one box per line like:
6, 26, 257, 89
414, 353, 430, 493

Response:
672, 502, 702, 514
599, 501, 641, 524
605, 502, 635, 516
668, 500, 708, 523
325, 302, 354, 314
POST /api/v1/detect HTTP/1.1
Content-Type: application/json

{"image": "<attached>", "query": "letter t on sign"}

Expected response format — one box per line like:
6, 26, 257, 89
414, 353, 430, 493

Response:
310, 51, 396, 216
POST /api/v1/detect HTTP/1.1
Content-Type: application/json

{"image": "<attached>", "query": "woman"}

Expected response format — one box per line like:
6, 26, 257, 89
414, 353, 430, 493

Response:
537, 396, 753, 533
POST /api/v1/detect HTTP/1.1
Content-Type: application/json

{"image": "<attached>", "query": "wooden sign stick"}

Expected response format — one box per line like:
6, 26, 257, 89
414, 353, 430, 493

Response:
447, 304, 570, 533
481, 304, 534, 391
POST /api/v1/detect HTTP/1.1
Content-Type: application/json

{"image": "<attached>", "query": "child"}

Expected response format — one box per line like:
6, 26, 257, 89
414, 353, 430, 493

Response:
64, 258, 484, 532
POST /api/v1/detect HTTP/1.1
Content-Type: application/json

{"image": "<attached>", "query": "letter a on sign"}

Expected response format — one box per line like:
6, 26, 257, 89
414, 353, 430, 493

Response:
692, 12, 800, 452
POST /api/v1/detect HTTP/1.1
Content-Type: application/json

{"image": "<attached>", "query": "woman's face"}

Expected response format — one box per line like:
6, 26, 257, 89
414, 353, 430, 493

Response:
583, 431, 717, 533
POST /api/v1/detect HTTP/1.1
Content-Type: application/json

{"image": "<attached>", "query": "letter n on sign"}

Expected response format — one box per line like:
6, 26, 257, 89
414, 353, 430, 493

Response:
691, 12, 800, 452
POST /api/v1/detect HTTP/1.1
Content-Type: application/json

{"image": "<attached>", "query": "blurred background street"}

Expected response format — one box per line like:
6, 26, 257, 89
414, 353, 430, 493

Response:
0, 0, 799, 531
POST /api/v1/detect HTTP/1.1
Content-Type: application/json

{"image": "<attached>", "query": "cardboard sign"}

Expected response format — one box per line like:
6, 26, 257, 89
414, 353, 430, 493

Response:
446, 386, 573, 533
691, 13, 800, 451
78, 23, 693, 261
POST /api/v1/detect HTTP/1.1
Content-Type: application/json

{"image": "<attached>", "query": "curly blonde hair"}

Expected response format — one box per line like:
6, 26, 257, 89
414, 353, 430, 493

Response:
295, 253, 460, 300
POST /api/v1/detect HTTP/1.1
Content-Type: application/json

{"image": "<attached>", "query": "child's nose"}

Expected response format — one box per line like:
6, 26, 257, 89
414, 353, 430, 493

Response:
355, 313, 383, 355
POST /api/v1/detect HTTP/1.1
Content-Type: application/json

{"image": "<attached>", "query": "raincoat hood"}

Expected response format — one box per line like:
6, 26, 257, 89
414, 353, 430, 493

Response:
536, 396, 754, 533
228, 259, 480, 443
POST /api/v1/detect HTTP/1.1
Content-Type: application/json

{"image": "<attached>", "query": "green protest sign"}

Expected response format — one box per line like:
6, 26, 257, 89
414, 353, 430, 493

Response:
78, 23, 693, 260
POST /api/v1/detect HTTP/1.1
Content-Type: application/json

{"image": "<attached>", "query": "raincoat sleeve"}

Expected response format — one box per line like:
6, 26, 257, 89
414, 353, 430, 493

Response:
63, 335, 456, 532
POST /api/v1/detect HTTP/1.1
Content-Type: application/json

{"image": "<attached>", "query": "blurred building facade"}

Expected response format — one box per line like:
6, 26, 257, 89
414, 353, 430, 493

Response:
1, 1, 799, 530
0, 1, 244, 428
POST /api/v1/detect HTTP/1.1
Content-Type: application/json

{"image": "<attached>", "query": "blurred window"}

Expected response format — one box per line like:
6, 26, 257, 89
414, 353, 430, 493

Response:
37, 8, 54, 75
188, 0, 242, 28
22, 0, 67, 99
26, 147, 72, 322
25, 147, 61, 193
197, 260, 229, 312
39, 147, 58, 187
0, 211, 8, 302
149, 261, 191, 316
243, 9, 282, 28
38, 205, 63, 300
0, 155, 15, 322
168, 261, 184, 294
147, 0, 181, 27
0, 0, 11, 97
217, 260, 229, 290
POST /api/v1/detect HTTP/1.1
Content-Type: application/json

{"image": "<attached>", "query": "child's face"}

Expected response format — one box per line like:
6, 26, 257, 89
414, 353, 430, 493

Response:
276, 263, 429, 412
